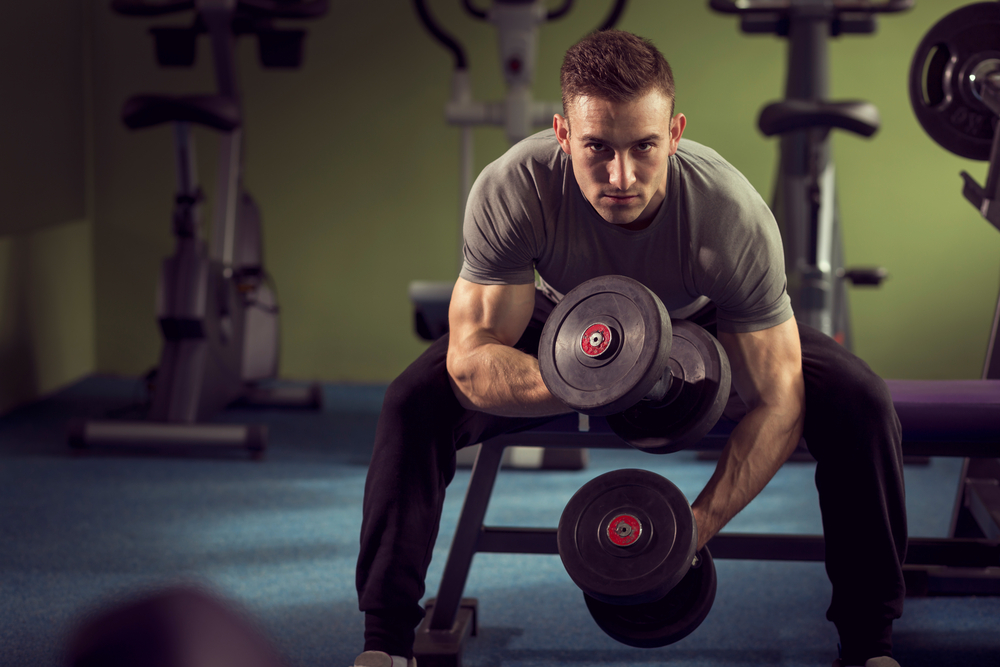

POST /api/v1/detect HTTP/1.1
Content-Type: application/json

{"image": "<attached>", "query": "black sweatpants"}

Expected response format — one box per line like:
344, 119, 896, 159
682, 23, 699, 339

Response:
356, 295, 907, 663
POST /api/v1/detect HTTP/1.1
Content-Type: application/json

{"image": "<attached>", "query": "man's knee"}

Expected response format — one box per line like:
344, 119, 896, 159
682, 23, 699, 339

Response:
829, 361, 894, 423
803, 345, 899, 456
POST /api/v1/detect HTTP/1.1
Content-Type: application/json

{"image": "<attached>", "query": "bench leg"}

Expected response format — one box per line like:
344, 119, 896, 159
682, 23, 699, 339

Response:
413, 441, 504, 666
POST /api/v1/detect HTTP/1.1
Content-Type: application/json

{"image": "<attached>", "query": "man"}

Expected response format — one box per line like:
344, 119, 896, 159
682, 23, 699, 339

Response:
355, 30, 907, 667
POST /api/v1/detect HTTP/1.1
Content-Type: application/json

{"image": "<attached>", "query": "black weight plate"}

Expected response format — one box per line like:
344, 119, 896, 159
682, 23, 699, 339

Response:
557, 469, 696, 605
584, 546, 717, 649
909, 2, 1000, 161
607, 320, 732, 454
539, 276, 671, 416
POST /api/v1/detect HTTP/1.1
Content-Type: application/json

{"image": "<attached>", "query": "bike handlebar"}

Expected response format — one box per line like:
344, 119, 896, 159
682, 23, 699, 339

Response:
708, 0, 913, 14
597, 0, 628, 31
416, 0, 467, 69
112, 0, 329, 19
547, 0, 575, 21
416, 0, 628, 72
461, 1, 578, 22
461, 0, 487, 20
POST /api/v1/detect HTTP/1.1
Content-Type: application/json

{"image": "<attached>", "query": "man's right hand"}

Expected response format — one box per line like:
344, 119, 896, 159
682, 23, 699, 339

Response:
446, 278, 572, 417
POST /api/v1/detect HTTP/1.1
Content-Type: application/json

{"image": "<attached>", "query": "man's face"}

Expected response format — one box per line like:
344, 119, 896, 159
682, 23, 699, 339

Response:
554, 90, 685, 231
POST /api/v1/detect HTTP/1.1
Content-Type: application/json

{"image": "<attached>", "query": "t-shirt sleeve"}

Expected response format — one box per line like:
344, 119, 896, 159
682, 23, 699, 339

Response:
459, 153, 545, 286
683, 157, 793, 334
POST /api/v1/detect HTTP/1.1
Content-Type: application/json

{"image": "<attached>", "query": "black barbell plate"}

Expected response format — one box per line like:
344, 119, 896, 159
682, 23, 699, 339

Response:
557, 469, 696, 606
583, 546, 717, 649
539, 276, 671, 416
909, 2, 1000, 161
606, 320, 732, 455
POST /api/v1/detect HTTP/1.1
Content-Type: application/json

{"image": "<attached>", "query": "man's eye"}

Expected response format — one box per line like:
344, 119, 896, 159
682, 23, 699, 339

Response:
588, 143, 606, 152
636, 143, 653, 152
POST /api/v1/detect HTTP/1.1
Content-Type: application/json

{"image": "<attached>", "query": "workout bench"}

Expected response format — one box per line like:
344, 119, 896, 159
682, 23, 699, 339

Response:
413, 379, 1000, 667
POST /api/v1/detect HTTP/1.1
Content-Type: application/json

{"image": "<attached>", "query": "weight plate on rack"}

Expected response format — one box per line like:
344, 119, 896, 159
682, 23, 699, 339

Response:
909, 2, 1000, 160
557, 468, 696, 605
584, 546, 717, 649
538, 275, 671, 416
607, 320, 732, 454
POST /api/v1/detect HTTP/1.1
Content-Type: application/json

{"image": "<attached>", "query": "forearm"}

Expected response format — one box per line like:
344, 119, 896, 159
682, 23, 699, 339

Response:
690, 403, 804, 549
448, 342, 572, 417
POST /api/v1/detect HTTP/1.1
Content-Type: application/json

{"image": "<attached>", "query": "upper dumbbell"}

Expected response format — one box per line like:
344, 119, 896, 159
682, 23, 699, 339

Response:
537, 275, 732, 454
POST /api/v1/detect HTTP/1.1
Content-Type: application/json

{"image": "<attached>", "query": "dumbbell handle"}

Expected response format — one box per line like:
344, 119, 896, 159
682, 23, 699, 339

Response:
643, 368, 673, 404
642, 365, 681, 406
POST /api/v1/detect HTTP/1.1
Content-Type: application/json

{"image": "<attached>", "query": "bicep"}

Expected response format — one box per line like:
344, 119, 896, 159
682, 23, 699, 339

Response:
448, 278, 537, 357
717, 318, 804, 413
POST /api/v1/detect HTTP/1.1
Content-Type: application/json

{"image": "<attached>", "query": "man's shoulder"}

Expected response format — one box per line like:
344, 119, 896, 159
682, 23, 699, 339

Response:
474, 129, 567, 201
674, 138, 758, 201
675, 138, 736, 171
489, 128, 564, 173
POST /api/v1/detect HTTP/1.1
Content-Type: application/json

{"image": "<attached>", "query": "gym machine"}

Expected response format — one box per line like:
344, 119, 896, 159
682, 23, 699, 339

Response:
410, 0, 628, 470
69, 0, 326, 456
709, 0, 912, 348
909, 0, 1000, 574
411, 0, 628, 278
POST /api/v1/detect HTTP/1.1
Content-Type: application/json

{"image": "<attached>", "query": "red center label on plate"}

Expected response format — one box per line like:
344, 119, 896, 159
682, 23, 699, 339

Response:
581, 323, 612, 357
607, 514, 641, 547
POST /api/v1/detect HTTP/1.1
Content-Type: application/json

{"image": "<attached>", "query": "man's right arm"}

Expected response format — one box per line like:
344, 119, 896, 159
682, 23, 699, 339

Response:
446, 277, 571, 418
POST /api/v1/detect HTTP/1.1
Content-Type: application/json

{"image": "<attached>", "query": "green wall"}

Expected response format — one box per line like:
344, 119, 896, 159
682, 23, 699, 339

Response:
0, 222, 96, 412
0, 1, 95, 414
4, 0, 997, 416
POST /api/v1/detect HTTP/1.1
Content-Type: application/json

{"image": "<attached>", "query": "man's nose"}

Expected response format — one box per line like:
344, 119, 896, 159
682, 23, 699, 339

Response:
608, 153, 636, 191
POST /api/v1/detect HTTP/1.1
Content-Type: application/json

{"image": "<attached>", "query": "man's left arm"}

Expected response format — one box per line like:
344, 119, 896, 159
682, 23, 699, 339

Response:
690, 316, 806, 549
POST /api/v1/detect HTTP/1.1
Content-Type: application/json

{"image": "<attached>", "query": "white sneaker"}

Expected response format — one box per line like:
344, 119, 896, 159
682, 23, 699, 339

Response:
351, 651, 416, 667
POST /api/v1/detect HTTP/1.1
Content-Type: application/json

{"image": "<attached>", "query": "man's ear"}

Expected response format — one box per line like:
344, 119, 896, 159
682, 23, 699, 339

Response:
554, 113, 572, 155
668, 113, 687, 156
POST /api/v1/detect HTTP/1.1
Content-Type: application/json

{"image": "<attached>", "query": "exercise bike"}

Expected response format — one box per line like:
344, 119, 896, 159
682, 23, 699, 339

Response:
69, 0, 327, 456
409, 0, 628, 339
710, 0, 913, 347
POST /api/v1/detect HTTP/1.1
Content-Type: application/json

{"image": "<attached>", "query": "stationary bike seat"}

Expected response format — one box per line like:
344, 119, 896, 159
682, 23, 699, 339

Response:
122, 94, 241, 131
757, 99, 880, 138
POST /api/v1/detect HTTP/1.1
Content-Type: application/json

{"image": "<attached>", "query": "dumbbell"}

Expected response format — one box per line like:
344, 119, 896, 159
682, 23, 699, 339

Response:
909, 1, 1000, 162
557, 468, 716, 648
537, 275, 731, 454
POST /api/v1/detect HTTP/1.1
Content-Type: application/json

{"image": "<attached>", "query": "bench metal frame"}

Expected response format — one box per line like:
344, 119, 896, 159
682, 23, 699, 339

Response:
414, 399, 1000, 666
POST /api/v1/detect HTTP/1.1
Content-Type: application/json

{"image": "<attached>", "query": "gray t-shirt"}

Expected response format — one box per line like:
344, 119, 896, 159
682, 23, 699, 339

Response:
459, 129, 792, 334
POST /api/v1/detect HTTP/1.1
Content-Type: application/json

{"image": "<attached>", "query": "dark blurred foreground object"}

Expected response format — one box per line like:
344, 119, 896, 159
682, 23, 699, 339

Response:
66, 586, 285, 667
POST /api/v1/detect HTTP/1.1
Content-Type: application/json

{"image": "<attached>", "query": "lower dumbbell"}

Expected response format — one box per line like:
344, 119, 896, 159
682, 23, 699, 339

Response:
583, 546, 716, 649
538, 275, 731, 454
557, 468, 716, 647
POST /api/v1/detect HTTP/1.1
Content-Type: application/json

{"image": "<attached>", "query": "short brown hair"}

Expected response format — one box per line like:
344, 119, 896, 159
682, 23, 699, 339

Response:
560, 30, 675, 119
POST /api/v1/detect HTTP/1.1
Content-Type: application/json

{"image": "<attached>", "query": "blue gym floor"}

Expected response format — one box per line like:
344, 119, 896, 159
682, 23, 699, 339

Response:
0, 376, 997, 667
